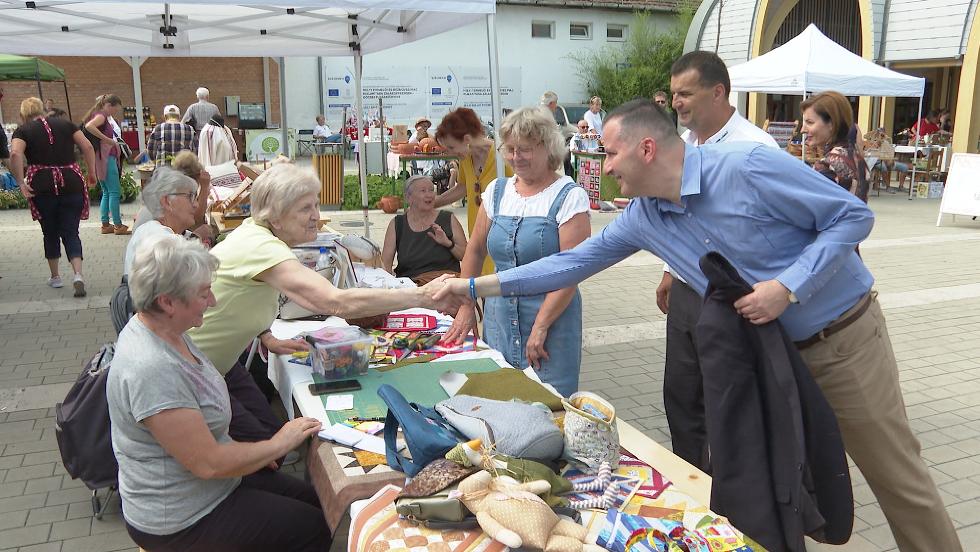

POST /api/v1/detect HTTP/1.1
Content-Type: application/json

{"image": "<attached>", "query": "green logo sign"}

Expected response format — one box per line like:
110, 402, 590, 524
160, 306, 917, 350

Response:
261, 136, 280, 153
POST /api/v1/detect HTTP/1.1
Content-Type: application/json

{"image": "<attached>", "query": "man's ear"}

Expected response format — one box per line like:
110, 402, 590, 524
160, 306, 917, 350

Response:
713, 83, 727, 103
639, 137, 658, 163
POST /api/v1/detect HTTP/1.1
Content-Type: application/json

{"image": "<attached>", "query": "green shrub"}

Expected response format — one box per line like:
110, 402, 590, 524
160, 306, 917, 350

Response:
89, 170, 140, 203
342, 174, 404, 210
0, 189, 29, 209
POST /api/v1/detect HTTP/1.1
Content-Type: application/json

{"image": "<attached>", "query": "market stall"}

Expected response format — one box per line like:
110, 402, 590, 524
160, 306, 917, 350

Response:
727, 24, 927, 199
0, 0, 508, 237
0, 54, 70, 130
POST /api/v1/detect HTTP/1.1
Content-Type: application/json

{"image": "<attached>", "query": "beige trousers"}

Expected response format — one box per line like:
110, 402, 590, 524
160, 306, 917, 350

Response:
798, 294, 961, 552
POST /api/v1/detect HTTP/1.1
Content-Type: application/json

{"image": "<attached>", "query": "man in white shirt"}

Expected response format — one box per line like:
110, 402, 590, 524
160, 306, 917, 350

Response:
658, 51, 779, 472
313, 115, 342, 143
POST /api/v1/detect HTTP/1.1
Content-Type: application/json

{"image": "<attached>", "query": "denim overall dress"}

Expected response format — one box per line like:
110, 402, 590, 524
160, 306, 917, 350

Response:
483, 178, 583, 397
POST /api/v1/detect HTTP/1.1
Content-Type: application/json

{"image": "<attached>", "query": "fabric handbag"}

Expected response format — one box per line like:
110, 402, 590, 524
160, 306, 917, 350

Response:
561, 392, 620, 470
278, 252, 346, 320
379, 384, 464, 477
436, 395, 564, 460
55, 344, 118, 491
395, 484, 474, 525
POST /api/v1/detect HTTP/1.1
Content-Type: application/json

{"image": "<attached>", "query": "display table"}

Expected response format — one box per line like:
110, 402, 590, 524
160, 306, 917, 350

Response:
266, 312, 714, 535
574, 151, 605, 209
388, 153, 459, 179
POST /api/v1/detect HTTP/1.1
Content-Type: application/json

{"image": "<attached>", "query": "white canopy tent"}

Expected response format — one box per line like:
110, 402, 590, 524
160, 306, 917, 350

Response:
0, 0, 503, 233
728, 24, 927, 198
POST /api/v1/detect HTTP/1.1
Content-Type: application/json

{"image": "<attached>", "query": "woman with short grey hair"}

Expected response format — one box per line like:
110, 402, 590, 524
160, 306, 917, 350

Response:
381, 175, 466, 285
443, 105, 591, 396
186, 163, 462, 446
109, 235, 330, 552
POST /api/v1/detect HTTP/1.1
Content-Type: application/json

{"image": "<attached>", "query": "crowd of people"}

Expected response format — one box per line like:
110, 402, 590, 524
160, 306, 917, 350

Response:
0, 47, 963, 551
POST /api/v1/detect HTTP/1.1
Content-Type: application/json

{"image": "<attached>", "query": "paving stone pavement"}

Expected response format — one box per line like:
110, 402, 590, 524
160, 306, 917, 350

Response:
0, 191, 978, 551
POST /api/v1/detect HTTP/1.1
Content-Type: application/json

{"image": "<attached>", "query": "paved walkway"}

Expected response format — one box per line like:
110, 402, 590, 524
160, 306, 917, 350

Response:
0, 192, 977, 551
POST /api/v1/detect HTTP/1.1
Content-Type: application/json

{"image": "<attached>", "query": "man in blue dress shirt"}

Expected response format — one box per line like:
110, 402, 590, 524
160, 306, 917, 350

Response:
442, 99, 960, 551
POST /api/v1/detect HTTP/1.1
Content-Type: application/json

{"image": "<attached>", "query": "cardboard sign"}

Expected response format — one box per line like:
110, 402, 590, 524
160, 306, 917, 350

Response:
937, 153, 980, 226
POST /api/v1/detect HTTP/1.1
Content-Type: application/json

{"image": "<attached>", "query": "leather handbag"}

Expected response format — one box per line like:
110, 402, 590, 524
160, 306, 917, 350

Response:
378, 384, 464, 477
395, 484, 473, 524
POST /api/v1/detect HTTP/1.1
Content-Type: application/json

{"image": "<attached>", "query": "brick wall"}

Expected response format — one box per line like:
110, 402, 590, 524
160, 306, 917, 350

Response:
1, 56, 280, 128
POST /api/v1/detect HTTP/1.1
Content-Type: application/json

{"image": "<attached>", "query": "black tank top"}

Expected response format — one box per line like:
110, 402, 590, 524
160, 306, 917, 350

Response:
394, 210, 460, 279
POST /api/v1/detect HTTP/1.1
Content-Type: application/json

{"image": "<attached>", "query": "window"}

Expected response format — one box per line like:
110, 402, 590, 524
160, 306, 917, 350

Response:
607, 24, 627, 41
531, 21, 555, 39
569, 22, 591, 40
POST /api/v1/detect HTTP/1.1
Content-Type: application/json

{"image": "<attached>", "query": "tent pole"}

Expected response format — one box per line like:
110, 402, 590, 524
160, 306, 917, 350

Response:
486, 13, 504, 178
908, 95, 923, 200
63, 81, 73, 121
128, 57, 147, 155
354, 46, 370, 238
800, 83, 807, 161
279, 57, 289, 158
35, 60, 42, 100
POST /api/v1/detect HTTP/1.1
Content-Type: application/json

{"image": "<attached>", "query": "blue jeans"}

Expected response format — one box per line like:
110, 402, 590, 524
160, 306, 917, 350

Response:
325, 133, 342, 143
99, 157, 121, 225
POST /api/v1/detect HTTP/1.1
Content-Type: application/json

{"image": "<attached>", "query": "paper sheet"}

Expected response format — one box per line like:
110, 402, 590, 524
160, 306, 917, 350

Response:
325, 394, 354, 411
318, 423, 391, 455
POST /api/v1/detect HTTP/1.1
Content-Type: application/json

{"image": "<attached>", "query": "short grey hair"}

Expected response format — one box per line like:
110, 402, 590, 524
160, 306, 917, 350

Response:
540, 91, 558, 106
250, 164, 320, 226
404, 174, 434, 198
196, 87, 210, 100
141, 166, 198, 219
499, 106, 567, 171
129, 234, 218, 314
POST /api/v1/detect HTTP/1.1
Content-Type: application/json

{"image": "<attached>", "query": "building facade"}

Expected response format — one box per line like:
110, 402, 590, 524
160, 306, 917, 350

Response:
685, 0, 980, 153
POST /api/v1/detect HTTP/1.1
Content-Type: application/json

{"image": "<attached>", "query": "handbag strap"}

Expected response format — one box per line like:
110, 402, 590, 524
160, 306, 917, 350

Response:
380, 384, 416, 474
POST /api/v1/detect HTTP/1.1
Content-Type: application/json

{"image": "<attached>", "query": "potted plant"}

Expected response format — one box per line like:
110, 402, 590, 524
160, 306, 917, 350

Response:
377, 175, 402, 214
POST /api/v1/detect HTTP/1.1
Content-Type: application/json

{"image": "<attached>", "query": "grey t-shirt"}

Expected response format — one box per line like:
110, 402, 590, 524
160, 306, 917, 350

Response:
182, 101, 221, 131
107, 315, 239, 535
123, 220, 174, 276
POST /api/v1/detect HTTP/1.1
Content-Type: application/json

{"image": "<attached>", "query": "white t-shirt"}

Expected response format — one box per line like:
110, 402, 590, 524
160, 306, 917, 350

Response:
124, 220, 175, 276
583, 110, 603, 137
481, 175, 590, 226
669, 109, 778, 283
313, 124, 332, 138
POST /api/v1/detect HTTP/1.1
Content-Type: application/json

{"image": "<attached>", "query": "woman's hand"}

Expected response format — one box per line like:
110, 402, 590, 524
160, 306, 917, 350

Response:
85, 173, 97, 189
259, 332, 310, 355
192, 224, 215, 247
18, 181, 34, 199
426, 223, 453, 248
443, 303, 478, 345
273, 417, 322, 453
526, 325, 550, 369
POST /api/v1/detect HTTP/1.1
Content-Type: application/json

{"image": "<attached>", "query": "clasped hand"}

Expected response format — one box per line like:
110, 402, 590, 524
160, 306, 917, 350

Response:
732, 279, 791, 325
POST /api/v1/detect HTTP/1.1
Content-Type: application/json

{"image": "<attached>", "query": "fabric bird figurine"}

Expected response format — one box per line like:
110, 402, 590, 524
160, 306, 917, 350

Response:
454, 471, 605, 552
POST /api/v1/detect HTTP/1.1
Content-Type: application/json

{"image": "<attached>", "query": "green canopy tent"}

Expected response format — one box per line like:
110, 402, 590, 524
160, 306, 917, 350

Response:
0, 54, 71, 123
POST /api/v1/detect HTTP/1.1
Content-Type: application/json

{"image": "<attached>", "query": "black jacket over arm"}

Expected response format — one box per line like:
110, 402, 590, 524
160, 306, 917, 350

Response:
695, 252, 853, 552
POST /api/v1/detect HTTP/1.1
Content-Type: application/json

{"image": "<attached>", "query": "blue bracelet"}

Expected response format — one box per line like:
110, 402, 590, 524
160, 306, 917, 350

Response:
469, 277, 478, 301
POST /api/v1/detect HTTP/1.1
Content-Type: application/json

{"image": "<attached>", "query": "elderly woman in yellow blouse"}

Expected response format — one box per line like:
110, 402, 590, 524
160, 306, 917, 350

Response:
433, 107, 512, 274
186, 164, 461, 446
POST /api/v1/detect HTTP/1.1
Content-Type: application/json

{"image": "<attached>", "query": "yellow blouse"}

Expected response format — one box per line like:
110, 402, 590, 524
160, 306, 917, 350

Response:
457, 143, 512, 274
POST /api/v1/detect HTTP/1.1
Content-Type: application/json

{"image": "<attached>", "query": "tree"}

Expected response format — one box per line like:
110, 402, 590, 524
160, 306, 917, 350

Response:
568, 5, 696, 110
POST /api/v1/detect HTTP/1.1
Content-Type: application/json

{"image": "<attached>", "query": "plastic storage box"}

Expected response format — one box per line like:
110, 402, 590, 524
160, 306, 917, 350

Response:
309, 327, 373, 380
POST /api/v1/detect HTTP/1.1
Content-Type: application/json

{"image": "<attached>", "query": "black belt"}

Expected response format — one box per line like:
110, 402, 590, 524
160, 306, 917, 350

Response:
795, 293, 873, 351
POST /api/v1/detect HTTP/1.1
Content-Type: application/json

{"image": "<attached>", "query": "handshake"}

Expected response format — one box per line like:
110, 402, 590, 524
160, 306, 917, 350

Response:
417, 275, 501, 344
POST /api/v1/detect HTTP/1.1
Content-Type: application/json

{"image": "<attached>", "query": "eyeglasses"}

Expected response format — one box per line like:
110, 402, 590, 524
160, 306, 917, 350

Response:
655, 99, 667, 105
497, 144, 538, 159
578, 126, 589, 131
169, 192, 198, 202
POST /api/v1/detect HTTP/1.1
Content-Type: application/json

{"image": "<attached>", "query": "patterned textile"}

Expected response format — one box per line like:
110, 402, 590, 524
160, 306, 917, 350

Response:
147, 121, 197, 162
350, 485, 503, 552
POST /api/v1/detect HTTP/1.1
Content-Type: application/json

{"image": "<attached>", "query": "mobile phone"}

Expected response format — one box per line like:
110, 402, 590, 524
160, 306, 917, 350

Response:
309, 379, 362, 396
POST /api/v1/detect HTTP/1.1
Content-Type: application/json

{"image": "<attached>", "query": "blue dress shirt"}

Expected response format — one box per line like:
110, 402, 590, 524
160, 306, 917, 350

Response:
498, 142, 876, 341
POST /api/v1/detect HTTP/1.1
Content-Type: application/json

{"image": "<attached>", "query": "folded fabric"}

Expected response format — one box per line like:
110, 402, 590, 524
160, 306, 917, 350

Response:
399, 458, 478, 499
436, 395, 564, 460
456, 368, 564, 411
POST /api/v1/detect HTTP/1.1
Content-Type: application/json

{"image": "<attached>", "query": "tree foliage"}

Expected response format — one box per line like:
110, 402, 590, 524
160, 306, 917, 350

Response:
568, 4, 697, 110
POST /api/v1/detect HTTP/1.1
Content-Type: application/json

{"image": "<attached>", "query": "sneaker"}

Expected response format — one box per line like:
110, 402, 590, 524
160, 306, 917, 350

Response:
101, 223, 114, 234
113, 224, 131, 236
47, 276, 64, 289
72, 275, 86, 298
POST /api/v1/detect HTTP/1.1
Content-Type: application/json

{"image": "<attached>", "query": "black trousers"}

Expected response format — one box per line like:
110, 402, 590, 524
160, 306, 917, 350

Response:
126, 470, 331, 552
33, 192, 84, 260
663, 278, 709, 473
224, 361, 284, 443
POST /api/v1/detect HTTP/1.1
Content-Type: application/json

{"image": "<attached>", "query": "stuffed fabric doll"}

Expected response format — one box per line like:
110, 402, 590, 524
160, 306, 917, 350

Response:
455, 471, 605, 552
